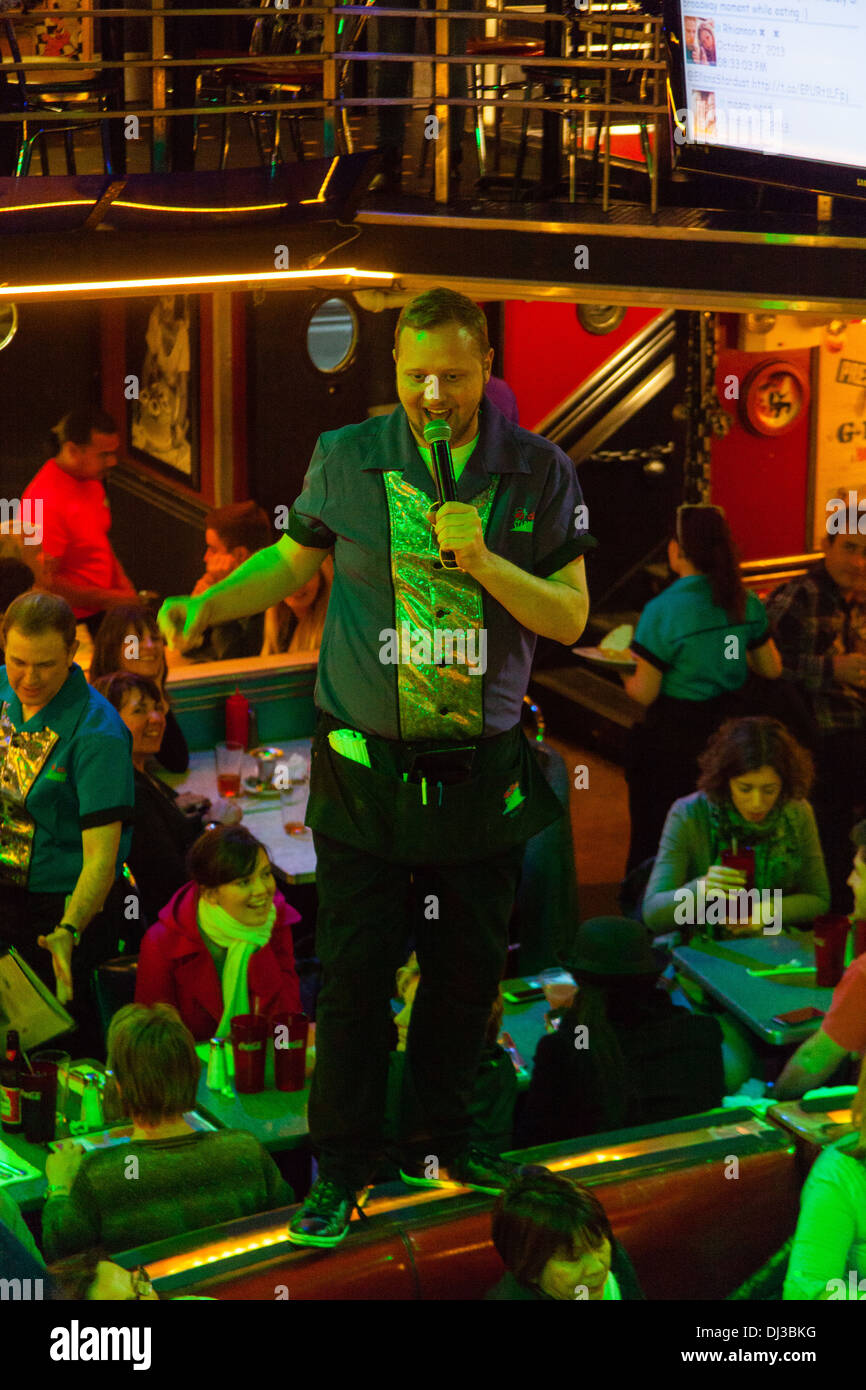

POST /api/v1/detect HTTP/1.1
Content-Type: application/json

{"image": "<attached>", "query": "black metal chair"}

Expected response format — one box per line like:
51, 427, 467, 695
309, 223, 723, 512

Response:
0, 10, 124, 175
193, 0, 370, 170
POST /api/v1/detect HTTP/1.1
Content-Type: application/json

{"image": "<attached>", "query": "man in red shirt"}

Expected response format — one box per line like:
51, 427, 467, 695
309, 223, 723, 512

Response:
22, 407, 136, 636
773, 821, 866, 1098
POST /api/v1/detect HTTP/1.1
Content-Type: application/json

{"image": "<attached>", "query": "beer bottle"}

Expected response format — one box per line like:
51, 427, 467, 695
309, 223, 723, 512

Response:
0, 1029, 23, 1134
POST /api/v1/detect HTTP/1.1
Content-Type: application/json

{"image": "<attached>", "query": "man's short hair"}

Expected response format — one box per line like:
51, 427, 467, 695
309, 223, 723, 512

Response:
1, 590, 76, 650
205, 502, 272, 555
106, 1003, 199, 1126
491, 1171, 614, 1290
53, 407, 118, 447
394, 289, 490, 362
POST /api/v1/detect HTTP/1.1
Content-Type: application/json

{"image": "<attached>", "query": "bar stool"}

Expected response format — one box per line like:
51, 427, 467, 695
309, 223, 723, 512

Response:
0, 13, 124, 175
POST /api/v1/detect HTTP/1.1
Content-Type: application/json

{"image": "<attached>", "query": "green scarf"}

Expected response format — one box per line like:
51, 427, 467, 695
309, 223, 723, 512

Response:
705, 796, 800, 891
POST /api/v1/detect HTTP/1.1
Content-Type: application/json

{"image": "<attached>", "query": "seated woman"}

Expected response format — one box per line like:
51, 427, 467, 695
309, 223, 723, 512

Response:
135, 826, 302, 1042
485, 1170, 644, 1300
642, 716, 830, 936
92, 671, 209, 934
384, 952, 518, 1156
41, 1003, 293, 1261
515, 917, 725, 1148
89, 604, 188, 772
783, 1052, 866, 1300
260, 553, 333, 657
621, 503, 811, 874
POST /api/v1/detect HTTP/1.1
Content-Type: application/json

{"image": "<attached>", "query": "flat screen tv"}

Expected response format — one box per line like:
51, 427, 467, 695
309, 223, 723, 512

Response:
663, 0, 866, 202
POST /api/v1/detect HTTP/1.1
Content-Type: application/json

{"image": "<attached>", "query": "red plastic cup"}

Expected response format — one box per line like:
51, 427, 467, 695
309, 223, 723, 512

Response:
20, 1061, 58, 1144
721, 847, 756, 892
230, 1014, 268, 1094
271, 1012, 309, 1092
854, 920, 866, 960
813, 914, 850, 988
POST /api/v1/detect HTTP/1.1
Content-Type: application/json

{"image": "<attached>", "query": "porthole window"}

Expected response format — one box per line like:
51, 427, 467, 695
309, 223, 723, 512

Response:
306, 297, 358, 374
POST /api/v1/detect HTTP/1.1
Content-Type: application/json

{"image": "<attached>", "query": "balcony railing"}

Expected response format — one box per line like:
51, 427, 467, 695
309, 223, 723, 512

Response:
0, 3, 666, 207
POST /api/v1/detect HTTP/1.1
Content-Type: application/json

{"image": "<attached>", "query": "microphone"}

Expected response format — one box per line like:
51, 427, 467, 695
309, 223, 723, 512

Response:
424, 419, 459, 570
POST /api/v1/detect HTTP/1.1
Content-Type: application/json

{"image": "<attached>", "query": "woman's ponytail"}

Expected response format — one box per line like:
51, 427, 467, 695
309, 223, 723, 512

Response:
677, 505, 746, 622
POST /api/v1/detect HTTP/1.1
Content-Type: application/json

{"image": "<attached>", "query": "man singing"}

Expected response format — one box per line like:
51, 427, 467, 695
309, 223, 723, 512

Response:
159, 288, 593, 1247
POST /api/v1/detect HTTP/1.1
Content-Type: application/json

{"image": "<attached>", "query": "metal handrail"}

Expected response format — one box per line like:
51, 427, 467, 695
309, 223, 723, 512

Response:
0, 4, 665, 206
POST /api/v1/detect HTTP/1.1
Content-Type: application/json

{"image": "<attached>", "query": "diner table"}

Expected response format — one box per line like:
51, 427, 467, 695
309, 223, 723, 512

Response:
672, 932, 836, 1047
157, 737, 316, 884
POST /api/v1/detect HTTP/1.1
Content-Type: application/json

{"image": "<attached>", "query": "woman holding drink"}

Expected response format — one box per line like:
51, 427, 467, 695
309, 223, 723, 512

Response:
642, 717, 830, 936
135, 826, 302, 1042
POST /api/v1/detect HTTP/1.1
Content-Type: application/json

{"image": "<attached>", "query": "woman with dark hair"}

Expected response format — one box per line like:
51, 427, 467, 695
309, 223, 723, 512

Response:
42, 1003, 292, 1261
89, 604, 188, 772
622, 504, 785, 873
93, 671, 206, 932
515, 917, 724, 1147
135, 826, 302, 1042
485, 1170, 644, 1300
643, 716, 830, 934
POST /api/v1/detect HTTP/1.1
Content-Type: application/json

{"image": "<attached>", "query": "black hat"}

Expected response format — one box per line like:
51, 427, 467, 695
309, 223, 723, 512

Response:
568, 917, 662, 979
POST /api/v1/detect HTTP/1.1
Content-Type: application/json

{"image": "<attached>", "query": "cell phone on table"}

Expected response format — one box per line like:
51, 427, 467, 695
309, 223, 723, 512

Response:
502, 983, 544, 1004
771, 1006, 825, 1027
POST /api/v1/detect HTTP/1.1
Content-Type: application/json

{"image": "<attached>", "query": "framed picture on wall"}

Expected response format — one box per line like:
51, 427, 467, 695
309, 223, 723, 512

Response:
126, 295, 201, 489
0, 2, 93, 76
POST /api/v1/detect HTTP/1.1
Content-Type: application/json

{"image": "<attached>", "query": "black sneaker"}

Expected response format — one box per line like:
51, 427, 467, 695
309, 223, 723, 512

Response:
399, 1146, 547, 1197
286, 1178, 369, 1248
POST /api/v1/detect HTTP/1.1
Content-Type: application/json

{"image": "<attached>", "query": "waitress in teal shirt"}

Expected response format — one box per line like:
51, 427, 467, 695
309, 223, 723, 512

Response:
622, 504, 784, 874
0, 591, 134, 1017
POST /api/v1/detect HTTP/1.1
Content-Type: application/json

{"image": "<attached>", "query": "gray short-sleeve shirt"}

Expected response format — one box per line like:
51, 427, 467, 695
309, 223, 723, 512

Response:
288, 401, 593, 740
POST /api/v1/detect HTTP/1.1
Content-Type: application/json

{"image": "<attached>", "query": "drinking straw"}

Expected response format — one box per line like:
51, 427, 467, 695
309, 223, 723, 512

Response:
732, 835, 738, 854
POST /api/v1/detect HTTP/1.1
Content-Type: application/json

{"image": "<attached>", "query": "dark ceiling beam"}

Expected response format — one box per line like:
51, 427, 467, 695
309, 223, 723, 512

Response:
0, 207, 864, 312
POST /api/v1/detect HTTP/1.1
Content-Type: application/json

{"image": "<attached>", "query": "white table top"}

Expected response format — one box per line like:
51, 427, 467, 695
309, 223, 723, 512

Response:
157, 738, 316, 883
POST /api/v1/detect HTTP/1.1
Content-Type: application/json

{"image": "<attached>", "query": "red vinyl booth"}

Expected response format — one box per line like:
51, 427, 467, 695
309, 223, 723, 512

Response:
120, 1108, 802, 1300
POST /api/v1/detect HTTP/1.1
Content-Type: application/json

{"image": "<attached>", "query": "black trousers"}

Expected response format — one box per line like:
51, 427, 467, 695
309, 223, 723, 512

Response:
308, 830, 525, 1189
0, 879, 128, 1060
811, 728, 866, 912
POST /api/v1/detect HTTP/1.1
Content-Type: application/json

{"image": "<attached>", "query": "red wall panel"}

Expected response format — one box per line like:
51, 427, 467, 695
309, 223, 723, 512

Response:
711, 348, 813, 562
504, 301, 661, 430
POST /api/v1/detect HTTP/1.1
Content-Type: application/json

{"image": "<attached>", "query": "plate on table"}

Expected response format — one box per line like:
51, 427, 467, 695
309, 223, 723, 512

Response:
242, 777, 280, 798
573, 646, 636, 671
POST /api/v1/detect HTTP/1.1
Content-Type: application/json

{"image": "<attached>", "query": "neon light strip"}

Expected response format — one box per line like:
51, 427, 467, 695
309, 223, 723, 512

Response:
0, 268, 393, 297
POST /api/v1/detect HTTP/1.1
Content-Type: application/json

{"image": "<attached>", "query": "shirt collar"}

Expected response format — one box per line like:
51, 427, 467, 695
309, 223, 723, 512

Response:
1, 663, 90, 734
360, 403, 532, 493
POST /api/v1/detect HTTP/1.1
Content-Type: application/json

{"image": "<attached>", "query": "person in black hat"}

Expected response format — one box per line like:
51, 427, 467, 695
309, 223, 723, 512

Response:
515, 917, 726, 1148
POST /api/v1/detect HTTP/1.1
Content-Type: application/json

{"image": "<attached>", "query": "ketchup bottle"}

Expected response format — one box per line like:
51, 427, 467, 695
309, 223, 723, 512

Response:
225, 689, 249, 748
0, 1029, 23, 1134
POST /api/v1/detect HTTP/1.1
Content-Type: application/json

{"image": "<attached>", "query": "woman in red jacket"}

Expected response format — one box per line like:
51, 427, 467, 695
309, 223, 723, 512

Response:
135, 825, 302, 1042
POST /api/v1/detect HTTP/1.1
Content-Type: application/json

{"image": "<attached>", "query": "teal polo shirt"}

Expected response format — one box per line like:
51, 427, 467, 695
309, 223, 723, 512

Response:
287, 402, 595, 740
0, 664, 134, 894
632, 575, 771, 701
